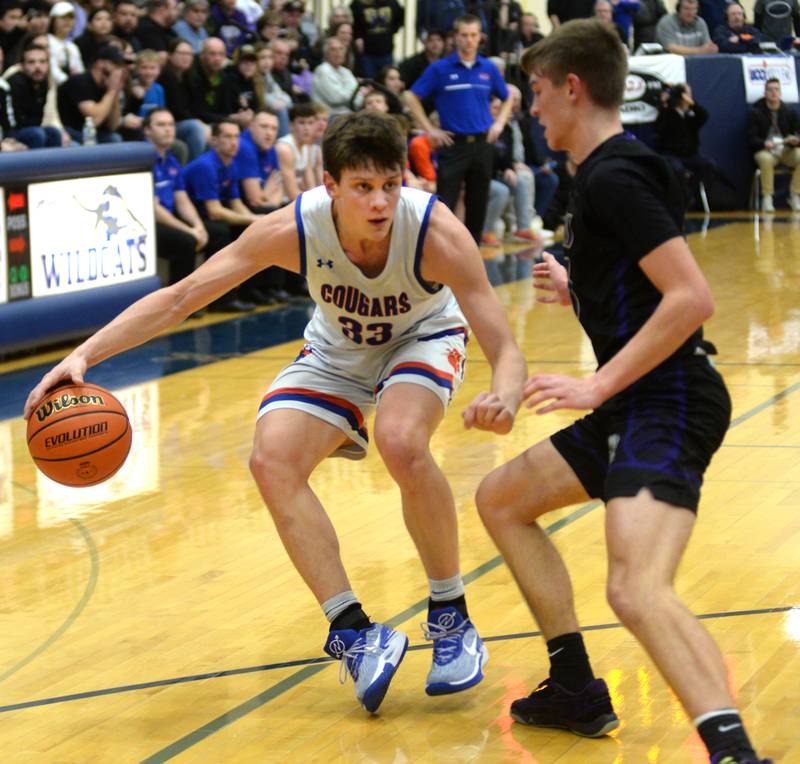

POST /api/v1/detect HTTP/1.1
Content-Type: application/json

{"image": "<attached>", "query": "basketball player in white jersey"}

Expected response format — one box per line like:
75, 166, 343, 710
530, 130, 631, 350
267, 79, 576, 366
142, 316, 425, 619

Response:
24, 111, 527, 714
276, 102, 323, 202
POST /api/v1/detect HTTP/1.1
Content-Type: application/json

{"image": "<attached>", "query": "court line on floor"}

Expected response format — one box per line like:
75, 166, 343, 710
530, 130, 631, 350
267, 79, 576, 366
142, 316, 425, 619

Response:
0, 603, 793, 717
0, 517, 99, 684
137, 378, 800, 762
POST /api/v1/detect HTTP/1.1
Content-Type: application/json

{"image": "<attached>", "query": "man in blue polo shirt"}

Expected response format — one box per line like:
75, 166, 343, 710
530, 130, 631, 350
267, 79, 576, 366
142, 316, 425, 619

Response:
183, 119, 264, 310
236, 109, 283, 213
405, 13, 514, 246
145, 108, 210, 286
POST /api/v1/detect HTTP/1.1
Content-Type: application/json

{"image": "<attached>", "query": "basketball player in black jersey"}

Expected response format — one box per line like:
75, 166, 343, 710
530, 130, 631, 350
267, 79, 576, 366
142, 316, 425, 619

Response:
473, 19, 772, 764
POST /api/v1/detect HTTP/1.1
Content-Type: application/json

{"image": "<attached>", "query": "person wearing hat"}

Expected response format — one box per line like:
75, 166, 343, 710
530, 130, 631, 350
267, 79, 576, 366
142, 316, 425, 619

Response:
56, 43, 126, 142
221, 44, 263, 125
48, 1, 84, 86
399, 28, 444, 91
172, 0, 209, 53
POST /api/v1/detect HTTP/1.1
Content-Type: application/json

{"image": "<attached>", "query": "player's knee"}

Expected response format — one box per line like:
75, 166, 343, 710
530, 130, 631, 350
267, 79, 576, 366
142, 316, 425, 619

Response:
375, 425, 429, 480
606, 572, 652, 629
475, 469, 506, 529
249, 441, 303, 497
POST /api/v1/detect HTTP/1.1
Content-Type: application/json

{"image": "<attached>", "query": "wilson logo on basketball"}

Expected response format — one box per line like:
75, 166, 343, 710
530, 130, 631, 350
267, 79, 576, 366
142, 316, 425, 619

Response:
35, 393, 106, 423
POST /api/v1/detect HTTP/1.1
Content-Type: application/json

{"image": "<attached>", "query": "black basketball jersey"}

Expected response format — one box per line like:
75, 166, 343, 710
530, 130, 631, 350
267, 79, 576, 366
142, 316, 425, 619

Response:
563, 132, 703, 368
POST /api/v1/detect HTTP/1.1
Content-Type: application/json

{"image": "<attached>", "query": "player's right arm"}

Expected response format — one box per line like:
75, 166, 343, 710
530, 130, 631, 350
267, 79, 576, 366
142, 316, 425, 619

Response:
23, 203, 301, 419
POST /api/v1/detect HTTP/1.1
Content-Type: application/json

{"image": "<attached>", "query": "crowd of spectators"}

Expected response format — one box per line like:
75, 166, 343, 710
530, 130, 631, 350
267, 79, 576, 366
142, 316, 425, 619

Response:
0, 0, 799, 300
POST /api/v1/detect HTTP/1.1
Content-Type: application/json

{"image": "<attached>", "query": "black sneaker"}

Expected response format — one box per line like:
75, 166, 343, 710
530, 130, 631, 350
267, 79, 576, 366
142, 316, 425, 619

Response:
510, 677, 619, 737
710, 752, 773, 764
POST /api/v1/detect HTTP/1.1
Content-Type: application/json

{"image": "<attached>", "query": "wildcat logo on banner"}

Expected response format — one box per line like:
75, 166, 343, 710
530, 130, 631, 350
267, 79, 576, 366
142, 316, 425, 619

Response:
741, 56, 799, 103
621, 54, 687, 124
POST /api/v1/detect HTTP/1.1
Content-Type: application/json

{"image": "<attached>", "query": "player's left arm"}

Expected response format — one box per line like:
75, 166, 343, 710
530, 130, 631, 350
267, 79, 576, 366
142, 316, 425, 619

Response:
525, 236, 714, 413
421, 201, 527, 434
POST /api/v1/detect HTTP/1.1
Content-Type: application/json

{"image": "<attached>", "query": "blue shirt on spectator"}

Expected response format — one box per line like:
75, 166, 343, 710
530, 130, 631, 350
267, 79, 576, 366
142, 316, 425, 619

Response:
234, 130, 280, 183
172, 19, 209, 53
139, 82, 166, 118
152, 150, 185, 213
183, 149, 240, 217
410, 52, 509, 135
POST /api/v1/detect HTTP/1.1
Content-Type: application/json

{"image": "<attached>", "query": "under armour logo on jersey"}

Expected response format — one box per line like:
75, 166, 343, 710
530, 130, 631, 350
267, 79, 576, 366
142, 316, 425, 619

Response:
317, 258, 333, 268
608, 433, 620, 464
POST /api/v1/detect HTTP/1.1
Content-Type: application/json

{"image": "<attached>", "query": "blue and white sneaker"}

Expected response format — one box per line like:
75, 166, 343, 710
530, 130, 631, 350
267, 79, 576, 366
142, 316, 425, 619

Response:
324, 623, 409, 713
422, 607, 489, 696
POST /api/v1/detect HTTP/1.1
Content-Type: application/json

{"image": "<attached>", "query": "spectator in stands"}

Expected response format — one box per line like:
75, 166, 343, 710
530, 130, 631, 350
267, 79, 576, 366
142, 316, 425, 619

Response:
187, 38, 240, 126
611, 0, 641, 45
280, 1, 313, 66
24, 1, 52, 41
398, 28, 443, 90
0, 1, 25, 65
145, 107, 211, 287
221, 44, 263, 125
594, 0, 628, 42
256, 42, 291, 136
236, 108, 282, 211
136, 0, 178, 63
488, 0, 523, 57
112, 0, 142, 53
655, 82, 717, 208
362, 88, 389, 113
57, 44, 125, 142
712, 3, 762, 52
482, 95, 539, 247
748, 77, 800, 212
408, 117, 437, 188
275, 101, 322, 201
754, 0, 800, 44
549, 0, 595, 28
48, 2, 84, 86
350, 0, 403, 79
172, 0, 209, 54
312, 100, 329, 144
515, 12, 544, 51
158, 37, 208, 160
312, 37, 359, 118
656, 0, 718, 54
256, 10, 281, 45
120, 48, 165, 140
405, 13, 512, 246
270, 38, 305, 101
633, 0, 667, 48
75, 8, 113, 68
182, 119, 263, 311
3, 43, 67, 147
416, 0, 466, 37
210, 0, 255, 57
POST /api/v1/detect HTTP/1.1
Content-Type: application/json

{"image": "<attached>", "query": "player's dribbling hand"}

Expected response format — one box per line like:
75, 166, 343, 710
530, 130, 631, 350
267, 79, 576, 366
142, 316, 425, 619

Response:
522, 373, 605, 414
462, 391, 515, 434
533, 252, 571, 306
23, 355, 88, 421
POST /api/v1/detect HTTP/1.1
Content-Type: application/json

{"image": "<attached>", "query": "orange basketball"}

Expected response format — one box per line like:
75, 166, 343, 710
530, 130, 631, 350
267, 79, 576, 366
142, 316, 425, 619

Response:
27, 383, 132, 487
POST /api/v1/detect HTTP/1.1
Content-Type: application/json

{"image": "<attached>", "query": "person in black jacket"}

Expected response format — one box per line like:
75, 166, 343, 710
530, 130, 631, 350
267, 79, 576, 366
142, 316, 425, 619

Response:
158, 37, 209, 160
655, 82, 719, 209
4, 43, 66, 147
748, 77, 800, 212
712, 2, 762, 52
350, 0, 404, 78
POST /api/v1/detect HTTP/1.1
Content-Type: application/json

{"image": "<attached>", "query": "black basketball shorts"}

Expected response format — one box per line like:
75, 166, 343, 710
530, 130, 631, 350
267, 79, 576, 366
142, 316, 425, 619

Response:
550, 359, 731, 512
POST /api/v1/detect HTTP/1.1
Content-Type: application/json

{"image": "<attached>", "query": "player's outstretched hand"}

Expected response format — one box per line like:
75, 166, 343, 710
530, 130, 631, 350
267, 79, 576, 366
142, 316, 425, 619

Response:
522, 373, 604, 414
462, 391, 515, 434
23, 354, 87, 420
533, 252, 571, 306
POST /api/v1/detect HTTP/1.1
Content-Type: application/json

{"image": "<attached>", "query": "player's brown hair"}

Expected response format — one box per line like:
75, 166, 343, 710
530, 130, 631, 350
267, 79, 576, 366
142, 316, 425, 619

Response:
521, 19, 627, 109
322, 111, 406, 182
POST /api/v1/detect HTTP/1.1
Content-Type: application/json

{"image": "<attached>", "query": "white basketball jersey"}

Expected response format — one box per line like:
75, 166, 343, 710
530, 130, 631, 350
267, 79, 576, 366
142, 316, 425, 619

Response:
297, 185, 465, 362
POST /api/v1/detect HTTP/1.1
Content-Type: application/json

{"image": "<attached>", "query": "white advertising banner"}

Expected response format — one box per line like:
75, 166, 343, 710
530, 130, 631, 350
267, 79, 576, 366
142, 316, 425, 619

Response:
28, 172, 156, 298
622, 54, 687, 124
741, 55, 799, 103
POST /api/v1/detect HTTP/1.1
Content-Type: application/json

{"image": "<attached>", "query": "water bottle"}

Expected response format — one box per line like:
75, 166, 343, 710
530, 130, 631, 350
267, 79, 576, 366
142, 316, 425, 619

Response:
82, 116, 97, 146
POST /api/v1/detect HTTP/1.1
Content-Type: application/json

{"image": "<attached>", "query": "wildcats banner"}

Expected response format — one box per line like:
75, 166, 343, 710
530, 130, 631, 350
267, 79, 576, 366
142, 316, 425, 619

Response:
28, 172, 156, 298
622, 54, 687, 124
741, 56, 799, 103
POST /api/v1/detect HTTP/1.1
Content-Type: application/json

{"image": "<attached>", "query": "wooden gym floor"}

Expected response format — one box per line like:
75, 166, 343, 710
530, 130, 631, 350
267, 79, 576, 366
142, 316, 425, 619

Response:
0, 213, 797, 763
